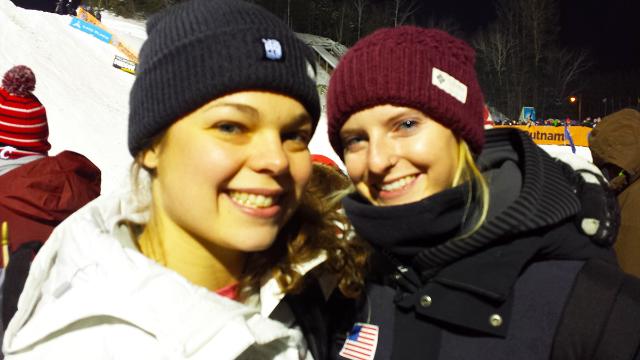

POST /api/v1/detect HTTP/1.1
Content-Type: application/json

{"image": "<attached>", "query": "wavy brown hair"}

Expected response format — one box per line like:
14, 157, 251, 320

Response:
130, 155, 369, 300
242, 162, 370, 299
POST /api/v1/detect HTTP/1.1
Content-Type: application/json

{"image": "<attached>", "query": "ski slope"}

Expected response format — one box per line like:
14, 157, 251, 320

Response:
0, 1, 139, 193
0, 0, 592, 195
0, 0, 346, 194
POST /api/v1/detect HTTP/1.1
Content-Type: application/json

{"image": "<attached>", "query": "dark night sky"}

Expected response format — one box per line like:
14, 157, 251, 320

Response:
559, 0, 640, 70
413, 0, 640, 71
410, 0, 640, 115
12, 0, 640, 73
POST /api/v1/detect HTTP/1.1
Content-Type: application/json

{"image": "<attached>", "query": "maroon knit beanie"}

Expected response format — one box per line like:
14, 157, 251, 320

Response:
327, 26, 485, 157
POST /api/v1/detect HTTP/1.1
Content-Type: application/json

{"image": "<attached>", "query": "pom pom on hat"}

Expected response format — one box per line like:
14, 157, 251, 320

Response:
2, 65, 36, 97
0, 65, 50, 156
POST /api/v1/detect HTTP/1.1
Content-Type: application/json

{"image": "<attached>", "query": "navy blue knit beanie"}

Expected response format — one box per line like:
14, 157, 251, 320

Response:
128, 0, 320, 156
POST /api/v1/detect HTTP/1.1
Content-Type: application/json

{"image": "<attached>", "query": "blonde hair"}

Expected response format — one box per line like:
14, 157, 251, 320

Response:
333, 139, 489, 242
451, 140, 490, 240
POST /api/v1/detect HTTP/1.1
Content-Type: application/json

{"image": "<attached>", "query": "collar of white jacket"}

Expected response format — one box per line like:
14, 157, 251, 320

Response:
3, 172, 326, 359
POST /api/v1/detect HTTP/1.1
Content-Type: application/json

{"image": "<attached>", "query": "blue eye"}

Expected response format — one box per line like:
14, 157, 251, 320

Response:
398, 119, 418, 130
216, 122, 244, 134
284, 131, 311, 144
343, 135, 367, 152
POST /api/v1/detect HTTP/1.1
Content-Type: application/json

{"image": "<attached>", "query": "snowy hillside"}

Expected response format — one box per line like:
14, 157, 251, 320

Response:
0, 0, 592, 195
1, 1, 139, 193
0, 1, 345, 194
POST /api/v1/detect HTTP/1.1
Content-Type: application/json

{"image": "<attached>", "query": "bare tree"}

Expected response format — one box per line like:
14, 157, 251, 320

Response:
471, 0, 592, 119
473, 24, 516, 86
353, 0, 368, 39
393, 0, 419, 27
520, 0, 558, 68
423, 16, 463, 37
552, 49, 592, 102
335, 0, 347, 43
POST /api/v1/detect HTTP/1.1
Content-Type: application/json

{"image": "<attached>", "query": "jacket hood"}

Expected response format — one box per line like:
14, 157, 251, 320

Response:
0, 151, 101, 250
0, 151, 100, 218
431, 128, 614, 300
409, 128, 585, 269
589, 108, 640, 179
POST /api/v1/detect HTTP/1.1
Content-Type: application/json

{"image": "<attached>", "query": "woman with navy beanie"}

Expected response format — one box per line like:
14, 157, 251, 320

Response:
326, 26, 638, 360
3, 0, 367, 358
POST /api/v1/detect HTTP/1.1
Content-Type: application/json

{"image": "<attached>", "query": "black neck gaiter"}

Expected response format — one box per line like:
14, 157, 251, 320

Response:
342, 184, 471, 264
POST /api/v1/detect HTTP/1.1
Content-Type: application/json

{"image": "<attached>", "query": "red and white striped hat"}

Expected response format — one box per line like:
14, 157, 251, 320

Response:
0, 65, 50, 158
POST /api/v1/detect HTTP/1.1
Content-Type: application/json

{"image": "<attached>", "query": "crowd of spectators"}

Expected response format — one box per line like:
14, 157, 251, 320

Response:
491, 115, 604, 128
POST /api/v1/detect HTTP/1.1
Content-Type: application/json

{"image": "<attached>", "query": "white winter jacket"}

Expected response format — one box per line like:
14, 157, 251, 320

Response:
2, 183, 326, 359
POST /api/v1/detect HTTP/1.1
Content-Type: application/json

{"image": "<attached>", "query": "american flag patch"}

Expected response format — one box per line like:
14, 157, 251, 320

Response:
339, 322, 379, 360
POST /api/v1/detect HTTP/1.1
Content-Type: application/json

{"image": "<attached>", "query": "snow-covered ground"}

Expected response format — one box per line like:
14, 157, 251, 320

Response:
540, 144, 592, 163
1, 1, 138, 193
0, 1, 345, 193
0, 0, 592, 194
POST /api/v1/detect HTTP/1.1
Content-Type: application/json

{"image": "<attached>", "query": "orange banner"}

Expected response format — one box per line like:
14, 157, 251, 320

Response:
494, 125, 592, 147
77, 7, 139, 63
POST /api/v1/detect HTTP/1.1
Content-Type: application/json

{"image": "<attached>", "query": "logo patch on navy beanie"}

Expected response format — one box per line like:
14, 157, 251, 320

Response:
262, 38, 283, 61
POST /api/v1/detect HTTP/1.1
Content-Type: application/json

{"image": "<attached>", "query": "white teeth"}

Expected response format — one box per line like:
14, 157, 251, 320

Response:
380, 176, 416, 191
230, 191, 275, 208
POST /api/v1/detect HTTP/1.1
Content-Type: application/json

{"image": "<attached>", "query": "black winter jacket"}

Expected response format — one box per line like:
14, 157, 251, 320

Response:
330, 128, 629, 360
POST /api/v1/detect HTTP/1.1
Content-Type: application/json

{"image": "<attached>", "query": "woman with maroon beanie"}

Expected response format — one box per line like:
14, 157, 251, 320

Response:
326, 26, 638, 360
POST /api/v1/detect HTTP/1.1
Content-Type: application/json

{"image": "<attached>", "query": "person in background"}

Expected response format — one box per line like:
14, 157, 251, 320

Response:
310, 154, 351, 202
326, 26, 639, 360
3, 1, 366, 359
0, 64, 100, 338
589, 107, 640, 277
309, 155, 358, 241
54, 0, 66, 15
65, 0, 77, 16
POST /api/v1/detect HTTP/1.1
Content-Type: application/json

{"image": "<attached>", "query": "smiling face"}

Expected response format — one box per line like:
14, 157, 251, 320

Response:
142, 91, 313, 252
340, 104, 459, 206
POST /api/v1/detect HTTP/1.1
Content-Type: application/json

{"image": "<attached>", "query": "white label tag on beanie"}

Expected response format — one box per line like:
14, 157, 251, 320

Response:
262, 38, 283, 60
432, 67, 468, 104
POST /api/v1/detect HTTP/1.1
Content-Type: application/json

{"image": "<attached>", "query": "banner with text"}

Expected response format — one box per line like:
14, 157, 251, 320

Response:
494, 125, 592, 147
70, 17, 112, 43
76, 7, 139, 63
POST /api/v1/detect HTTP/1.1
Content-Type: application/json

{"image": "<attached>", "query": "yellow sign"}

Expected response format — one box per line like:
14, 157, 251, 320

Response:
113, 55, 136, 75
495, 125, 592, 147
